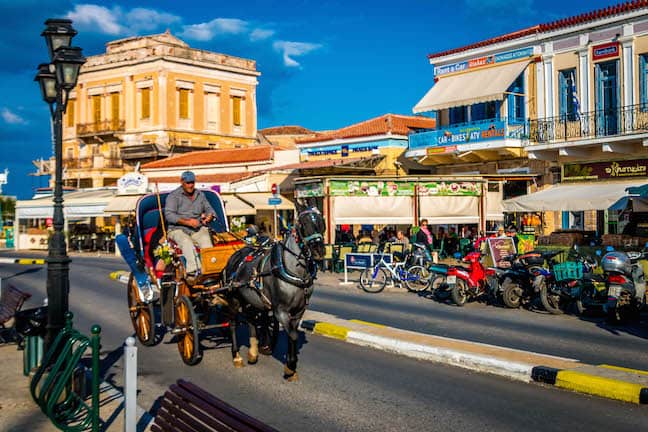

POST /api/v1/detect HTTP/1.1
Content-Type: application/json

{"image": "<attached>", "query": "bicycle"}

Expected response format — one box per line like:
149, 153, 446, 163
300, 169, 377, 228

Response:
359, 252, 430, 293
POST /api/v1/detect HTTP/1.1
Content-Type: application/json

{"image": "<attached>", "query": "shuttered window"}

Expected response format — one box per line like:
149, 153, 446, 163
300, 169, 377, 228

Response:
141, 88, 151, 119
179, 88, 189, 119
66, 99, 75, 127
206, 92, 219, 129
92, 95, 101, 124
111, 93, 120, 125
232, 96, 242, 126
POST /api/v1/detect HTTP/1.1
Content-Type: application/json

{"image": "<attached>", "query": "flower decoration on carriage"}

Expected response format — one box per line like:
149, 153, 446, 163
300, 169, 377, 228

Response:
153, 241, 175, 266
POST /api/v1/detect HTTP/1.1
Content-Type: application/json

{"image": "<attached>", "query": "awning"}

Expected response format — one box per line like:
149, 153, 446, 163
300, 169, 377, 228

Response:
333, 196, 414, 225
104, 194, 143, 215
609, 196, 648, 212
413, 61, 529, 113
221, 194, 255, 216
487, 190, 504, 221
419, 196, 479, 225
16, 189, 116, 219
503, 181, 646, 212
236, 193, 295, 211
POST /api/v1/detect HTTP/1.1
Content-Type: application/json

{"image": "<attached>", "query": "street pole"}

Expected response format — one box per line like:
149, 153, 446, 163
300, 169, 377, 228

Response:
274, 205, 278, 239
45, 87, 71, 350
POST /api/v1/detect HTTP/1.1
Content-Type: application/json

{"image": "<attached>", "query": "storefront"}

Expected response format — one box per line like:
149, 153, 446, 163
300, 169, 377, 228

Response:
295, 176, 506, 244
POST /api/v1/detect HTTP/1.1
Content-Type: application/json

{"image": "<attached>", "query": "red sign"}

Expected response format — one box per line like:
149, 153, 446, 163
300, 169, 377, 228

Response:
46, 218, 53, 228
592, 42, 619, 61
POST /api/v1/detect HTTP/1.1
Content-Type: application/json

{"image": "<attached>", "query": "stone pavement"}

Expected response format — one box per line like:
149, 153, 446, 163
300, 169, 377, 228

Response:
0, 343, 128, 431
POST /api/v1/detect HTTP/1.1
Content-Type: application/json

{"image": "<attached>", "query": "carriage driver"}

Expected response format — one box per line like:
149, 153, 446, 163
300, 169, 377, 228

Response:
164, 171, 216, 282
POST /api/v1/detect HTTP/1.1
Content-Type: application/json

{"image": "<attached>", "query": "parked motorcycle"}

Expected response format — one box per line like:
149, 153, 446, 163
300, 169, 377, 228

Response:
499, 250, 561, 309
601, 249, 647, 323
536, 247, 605, 315
431, 252, 499, 306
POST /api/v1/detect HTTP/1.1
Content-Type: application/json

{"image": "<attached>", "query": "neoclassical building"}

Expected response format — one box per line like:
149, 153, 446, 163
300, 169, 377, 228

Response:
33, 31, 260, 189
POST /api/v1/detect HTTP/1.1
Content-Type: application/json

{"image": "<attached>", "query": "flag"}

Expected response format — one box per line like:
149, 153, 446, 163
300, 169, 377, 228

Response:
570, 71, 581, 120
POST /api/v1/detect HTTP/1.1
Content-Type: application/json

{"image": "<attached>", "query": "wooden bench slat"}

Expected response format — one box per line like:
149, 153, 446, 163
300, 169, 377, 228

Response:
159, 399, 226, 432
177, 380, 278, 432
0, 285, 30, 328
165, 390, 238, 432
153, 414, 194, 432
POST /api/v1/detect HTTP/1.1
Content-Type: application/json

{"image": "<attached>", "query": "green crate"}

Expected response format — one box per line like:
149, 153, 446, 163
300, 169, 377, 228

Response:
553, 261, 582, 281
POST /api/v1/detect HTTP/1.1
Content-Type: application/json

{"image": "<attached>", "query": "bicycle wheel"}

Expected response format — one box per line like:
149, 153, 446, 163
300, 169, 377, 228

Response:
360, 267, 388, 293
405, 265, 431, 293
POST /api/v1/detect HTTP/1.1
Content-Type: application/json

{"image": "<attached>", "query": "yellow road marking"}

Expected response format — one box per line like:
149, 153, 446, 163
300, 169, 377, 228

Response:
556, 370, 644, 404
313, 322, 348, 340
17, 259, 45, 265
599, 364, 648, 376
349, 319, 386, 328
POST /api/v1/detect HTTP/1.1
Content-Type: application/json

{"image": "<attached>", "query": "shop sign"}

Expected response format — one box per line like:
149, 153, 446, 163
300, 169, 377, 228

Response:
304, 144, 379, 156
117, 172, 148, 195
487, 237, 517, 267
563, 159, 648, 181
409, 120, 507, 149
341, 145, 349, 157
433, 47, 534, 77
592, 42, 619, 61
427, 145, 457, 155
295, 182, 324, 198
417, 181, 481, 196
345, 253, 392, 269
330, 180, 415, 196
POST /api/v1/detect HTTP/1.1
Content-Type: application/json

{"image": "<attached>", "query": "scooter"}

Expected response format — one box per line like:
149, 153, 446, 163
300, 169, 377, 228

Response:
601, 248, 647, 323
498, 250, 561, 309
433, 251, 499, 306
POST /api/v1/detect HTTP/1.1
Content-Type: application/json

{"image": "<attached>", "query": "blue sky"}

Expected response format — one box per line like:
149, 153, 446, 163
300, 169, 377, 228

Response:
0, 0, 615, 199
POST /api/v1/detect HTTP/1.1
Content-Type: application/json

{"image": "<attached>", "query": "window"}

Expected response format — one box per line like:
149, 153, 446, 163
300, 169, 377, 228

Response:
141, 88, 151, 119
558, 68, 578, 121
232, 96, 242, 126
92, 95, 101, 124
472, 101, 498, 122
206, 92, 220, 130
111, 93, 119, 127
179, 88, 189, 119
66, 99, 75, 128
507, 74, 525, 123
640, 54, 648, 111
448, 106, 467, 125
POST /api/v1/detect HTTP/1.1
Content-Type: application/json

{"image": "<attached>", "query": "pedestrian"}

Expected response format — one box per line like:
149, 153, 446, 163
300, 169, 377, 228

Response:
164, 171, 216, 283
415, 219, 435, 250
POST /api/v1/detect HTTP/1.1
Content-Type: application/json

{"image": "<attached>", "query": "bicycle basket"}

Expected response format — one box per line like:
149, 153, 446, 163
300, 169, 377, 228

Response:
553, 261, 582, 281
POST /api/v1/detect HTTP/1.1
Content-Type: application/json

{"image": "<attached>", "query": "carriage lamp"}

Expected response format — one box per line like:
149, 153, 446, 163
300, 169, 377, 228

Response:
35, 18, 86, 351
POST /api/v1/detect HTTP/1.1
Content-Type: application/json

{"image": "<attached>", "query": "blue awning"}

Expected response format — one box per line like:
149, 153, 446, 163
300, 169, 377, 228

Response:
609, 196, 630, 211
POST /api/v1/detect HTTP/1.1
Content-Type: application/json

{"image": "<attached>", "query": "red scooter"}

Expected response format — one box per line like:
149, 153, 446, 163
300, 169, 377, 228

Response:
438, 251, 500, 306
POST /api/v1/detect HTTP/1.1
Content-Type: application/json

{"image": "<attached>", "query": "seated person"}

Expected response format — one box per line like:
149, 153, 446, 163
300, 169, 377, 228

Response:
164, 171, 216, 280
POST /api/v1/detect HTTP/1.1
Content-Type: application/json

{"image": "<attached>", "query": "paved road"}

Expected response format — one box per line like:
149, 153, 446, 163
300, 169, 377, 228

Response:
2, 254, 648, 431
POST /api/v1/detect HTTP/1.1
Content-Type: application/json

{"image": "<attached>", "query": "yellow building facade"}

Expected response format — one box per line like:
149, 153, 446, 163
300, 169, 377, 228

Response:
36, 32, 260, 189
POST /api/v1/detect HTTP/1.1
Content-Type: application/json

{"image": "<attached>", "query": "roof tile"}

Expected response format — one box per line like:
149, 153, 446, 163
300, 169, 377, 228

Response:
141, 146, 273, 169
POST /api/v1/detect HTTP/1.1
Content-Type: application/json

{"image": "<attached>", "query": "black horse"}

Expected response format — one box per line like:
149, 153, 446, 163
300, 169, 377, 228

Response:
223, 203, 325, 380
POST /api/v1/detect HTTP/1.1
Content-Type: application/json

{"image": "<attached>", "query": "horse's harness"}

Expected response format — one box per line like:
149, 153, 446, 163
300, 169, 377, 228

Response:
230, 209, 322, 306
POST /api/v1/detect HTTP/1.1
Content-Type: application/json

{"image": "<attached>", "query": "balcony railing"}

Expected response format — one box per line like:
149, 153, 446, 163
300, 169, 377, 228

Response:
529, 104, 648, 144
76, 120, 125, 136
408, 117, 527, 150
63, 156, 123, 170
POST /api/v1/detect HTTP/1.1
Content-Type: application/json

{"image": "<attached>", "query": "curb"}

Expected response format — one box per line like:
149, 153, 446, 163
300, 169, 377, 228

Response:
300, 317, 648, 405
0, 257, 46, 265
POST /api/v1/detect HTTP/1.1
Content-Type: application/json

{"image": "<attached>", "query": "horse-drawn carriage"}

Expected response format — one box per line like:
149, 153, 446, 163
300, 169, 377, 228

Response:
116, 190, 244, 365
116, 189, 326, 378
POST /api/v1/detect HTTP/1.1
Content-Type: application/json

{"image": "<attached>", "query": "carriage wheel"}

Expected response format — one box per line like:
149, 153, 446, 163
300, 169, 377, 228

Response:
127, 273, 157, 346
175, 295, 202, 365
259, 311, 280, 356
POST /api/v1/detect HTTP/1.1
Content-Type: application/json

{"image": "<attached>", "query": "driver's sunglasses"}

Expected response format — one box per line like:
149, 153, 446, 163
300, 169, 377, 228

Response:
184, 181, 195, 184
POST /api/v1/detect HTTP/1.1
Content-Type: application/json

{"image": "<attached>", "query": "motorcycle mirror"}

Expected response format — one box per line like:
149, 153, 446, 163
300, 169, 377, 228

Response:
454, 252, 462, 260
595, 249, 602, 256
606, 246, 614, 252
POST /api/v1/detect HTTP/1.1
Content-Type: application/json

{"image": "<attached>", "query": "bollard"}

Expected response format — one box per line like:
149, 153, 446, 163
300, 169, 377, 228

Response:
124, 336, 137, 432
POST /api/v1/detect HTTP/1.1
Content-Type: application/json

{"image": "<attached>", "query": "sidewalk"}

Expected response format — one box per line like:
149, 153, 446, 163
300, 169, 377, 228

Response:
0, 343, 129, 431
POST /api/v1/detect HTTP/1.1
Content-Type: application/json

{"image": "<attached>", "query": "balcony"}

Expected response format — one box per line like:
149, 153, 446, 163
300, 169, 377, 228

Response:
408, 118, 528, 152
529, 104, 648, 144
63, 156, 123, 170
76, 120, 125, 139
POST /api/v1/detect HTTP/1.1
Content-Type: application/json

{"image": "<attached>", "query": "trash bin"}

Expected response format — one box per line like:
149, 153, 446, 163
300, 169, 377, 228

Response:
14, 306, 48, 375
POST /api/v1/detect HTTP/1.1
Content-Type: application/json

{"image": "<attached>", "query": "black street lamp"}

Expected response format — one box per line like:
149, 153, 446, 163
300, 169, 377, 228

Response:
34, 18, 85, 350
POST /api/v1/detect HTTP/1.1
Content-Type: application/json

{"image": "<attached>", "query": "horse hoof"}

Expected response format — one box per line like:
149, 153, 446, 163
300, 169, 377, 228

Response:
259, 346, 272, 356
283, 366, 298, 381
247, 355, 258, 365
233, 358, 245, 368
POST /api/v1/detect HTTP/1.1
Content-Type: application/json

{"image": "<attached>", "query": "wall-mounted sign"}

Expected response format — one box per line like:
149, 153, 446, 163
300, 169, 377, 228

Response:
330, 180, 415, 196
563, 159, 648, 181
303, 143, 384, 157
427, 145, 457, 155
417, 181, 481, 196
117, 172, 148, 195
341, 145, 349, 157
592, 42, 619, 61
409, 120, 508, 149
433, 47, 534, 77
295, 182, 324, 198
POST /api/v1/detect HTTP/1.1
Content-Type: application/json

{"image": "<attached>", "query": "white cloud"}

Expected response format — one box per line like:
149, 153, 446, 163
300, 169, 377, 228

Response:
273, 41, 322, 67
180, 18, 249, 41
66, 4, 181, 35
66, 4, 124, 35
250, 28, 275, 42
1, 108, 26, 125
